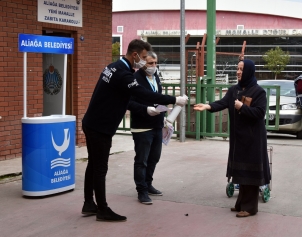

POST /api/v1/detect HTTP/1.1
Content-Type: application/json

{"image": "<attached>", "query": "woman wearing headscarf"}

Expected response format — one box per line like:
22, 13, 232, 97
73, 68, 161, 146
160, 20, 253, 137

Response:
194, 59, 271, 217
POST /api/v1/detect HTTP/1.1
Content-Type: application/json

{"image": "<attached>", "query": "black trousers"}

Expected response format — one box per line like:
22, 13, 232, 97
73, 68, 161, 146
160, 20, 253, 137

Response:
132, 128, 162, 194
235, 184, 259, 215
82, 125, 112, 211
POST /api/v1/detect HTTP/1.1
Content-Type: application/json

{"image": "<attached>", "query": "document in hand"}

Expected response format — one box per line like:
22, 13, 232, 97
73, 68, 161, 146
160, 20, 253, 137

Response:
155, 105, 171, 112
162, 123, 174, 145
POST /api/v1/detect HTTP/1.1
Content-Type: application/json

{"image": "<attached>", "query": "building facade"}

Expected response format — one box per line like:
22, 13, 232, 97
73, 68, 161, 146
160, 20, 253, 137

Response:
112, 0, 302, 81
0, 0, 112, 160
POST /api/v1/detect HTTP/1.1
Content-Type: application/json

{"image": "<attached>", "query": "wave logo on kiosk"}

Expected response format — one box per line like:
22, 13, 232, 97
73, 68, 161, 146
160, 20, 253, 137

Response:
51, 129, 71, 169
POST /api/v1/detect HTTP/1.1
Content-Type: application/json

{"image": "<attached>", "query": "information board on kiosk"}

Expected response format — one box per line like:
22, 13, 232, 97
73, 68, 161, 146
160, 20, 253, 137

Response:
19, 33, 74, 54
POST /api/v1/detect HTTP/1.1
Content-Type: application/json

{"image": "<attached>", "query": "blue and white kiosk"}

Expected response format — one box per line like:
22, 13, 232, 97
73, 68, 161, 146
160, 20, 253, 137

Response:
19, 34, 76, 196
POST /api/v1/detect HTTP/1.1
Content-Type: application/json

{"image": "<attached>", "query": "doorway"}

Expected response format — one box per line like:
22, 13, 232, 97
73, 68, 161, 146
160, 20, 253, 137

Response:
42, 30, 73, 116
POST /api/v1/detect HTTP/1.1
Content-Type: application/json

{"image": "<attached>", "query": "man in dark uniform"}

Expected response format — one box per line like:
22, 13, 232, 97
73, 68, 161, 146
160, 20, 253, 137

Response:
294, 74, 302, 108
128, 51, 166, 205
81, 39, 187, 222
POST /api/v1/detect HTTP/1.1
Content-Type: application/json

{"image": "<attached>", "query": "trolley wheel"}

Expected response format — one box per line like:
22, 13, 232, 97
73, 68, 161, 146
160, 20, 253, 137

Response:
226, 182, 234, 197
262, 186, 270, 203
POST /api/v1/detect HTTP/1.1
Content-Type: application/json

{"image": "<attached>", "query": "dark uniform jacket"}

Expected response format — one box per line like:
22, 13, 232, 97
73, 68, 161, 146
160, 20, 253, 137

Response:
82, 57, 176, 136
294, 75, 302, 107
209, 84, 271, 186
128, 68, 165, 129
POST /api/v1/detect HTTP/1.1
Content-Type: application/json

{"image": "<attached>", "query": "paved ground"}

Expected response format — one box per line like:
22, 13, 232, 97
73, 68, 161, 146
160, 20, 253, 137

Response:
0, 133, 302, 237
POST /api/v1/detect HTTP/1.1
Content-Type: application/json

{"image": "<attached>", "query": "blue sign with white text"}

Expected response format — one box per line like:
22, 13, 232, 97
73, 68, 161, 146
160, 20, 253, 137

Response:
19, 34, 74, 54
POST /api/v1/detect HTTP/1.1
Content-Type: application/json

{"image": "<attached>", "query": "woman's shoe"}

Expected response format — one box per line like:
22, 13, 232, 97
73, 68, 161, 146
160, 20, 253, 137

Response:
236, 211, 252, 217
230, 207, 239, 212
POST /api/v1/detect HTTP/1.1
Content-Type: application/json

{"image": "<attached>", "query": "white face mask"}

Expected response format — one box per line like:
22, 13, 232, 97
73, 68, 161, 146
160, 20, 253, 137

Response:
145, 66, 157, 75
133, 54, 146, 69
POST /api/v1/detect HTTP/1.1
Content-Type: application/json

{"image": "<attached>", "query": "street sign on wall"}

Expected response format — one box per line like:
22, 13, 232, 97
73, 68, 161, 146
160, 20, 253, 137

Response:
37, 0, 83, 27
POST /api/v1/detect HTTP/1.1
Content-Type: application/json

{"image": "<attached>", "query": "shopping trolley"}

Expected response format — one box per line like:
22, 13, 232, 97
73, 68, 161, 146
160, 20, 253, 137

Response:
226, 146, 273, 203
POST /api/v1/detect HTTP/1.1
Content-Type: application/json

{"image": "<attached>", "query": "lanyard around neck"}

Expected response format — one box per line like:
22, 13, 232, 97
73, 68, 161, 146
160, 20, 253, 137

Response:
145, 75, 158, 92
121, 58, 130, 69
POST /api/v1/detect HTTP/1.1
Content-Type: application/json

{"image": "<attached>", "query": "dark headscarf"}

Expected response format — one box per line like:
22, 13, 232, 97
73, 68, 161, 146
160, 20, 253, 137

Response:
237, 59, 257, 89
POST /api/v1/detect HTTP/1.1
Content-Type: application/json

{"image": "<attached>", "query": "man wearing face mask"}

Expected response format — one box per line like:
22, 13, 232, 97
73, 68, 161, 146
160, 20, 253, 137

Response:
82, 40, 188, 222
127, 51, 167, 205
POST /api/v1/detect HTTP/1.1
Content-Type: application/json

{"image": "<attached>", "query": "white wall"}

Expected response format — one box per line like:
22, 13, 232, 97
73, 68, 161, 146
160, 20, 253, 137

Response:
113, 0, 302, 20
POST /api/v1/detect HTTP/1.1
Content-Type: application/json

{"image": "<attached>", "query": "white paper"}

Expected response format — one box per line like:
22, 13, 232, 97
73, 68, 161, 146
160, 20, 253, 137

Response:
162, 123, 174, 145
156, 105, 170, 112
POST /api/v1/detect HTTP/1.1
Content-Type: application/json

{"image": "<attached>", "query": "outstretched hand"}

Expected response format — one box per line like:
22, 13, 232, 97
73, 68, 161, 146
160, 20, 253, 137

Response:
175, 95, 188, 107
193, 103, 211, 111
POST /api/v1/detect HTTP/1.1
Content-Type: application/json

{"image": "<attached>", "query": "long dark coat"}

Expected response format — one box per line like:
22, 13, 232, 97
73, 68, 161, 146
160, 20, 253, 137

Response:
209, 85, 271, 186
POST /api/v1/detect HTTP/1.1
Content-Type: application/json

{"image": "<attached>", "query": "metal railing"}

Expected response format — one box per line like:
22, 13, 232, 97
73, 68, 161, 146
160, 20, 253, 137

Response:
117, 78, 280, 139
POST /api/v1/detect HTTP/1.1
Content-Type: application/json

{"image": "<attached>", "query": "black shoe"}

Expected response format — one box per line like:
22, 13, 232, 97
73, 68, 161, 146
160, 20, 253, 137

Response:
148, 185, 163, 196
138, 193, 153, 205
96, 207, 127, 222
81, 200, 98, 215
